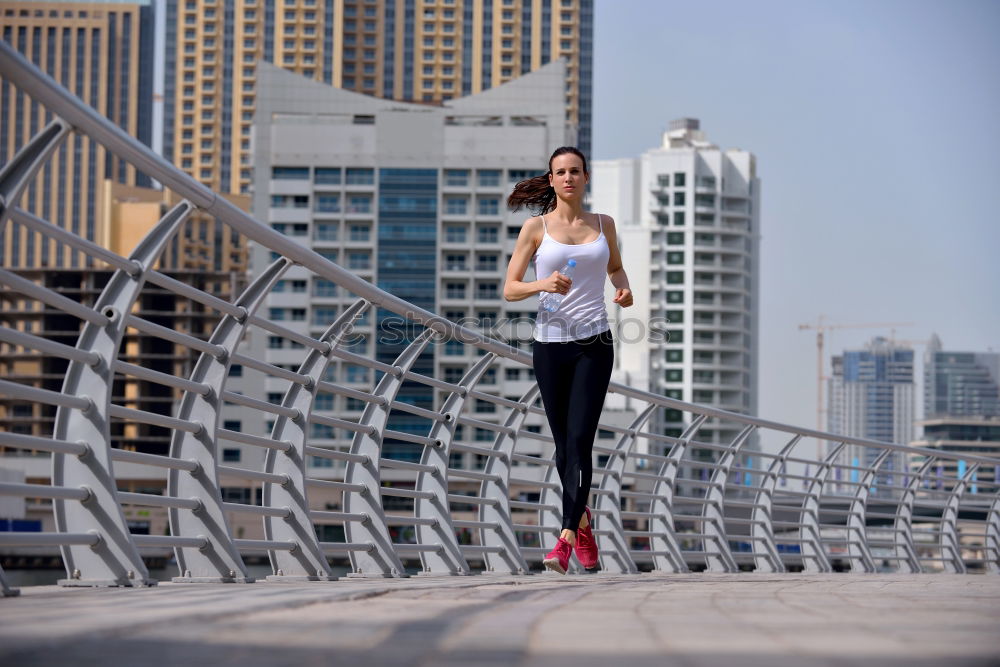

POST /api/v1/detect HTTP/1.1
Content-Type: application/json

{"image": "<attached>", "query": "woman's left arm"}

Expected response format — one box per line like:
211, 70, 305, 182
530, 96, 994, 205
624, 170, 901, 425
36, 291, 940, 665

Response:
603, 215, 634, 308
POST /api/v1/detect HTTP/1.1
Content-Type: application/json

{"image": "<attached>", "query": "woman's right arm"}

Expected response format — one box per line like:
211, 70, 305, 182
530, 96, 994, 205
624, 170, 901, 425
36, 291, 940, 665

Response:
503, 217, 568, 301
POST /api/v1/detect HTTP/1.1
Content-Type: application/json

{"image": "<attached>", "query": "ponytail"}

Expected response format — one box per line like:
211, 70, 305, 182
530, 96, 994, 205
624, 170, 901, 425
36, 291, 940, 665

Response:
506, 145, 589, 216
507, 173, 556, 215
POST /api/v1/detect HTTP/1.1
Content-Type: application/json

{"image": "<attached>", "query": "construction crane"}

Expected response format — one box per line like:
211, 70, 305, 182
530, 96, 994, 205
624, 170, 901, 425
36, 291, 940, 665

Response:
798, 316, 914, 458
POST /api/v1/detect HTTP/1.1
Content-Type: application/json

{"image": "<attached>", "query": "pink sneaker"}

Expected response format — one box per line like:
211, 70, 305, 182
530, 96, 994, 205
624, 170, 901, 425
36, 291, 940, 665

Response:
542, 537, 573, 575
575, 506, 599, 569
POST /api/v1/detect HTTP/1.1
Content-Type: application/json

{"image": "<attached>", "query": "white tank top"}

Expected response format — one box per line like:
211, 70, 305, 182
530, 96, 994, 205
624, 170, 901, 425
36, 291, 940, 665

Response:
533, 214, 612, 342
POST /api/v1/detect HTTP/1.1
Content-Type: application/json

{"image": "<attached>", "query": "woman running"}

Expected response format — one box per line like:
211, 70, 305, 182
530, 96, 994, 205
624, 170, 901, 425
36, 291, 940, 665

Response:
503, 146, 634, 574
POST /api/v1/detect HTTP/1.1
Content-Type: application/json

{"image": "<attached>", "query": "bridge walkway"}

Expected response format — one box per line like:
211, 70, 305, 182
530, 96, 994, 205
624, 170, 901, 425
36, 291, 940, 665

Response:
1, 573, 998, 666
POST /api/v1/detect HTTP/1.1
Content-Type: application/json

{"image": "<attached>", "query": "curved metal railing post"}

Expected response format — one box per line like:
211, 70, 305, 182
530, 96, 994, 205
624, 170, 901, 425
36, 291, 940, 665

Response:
845, 449, 890, 573
702, 424, 755, 573
261, 299, 370, 580
799, 442, 844, 573
647, 414, 707, 573
343, 329, 435, 577
752, 434, 802, 573
940, 463, 978, 574
414, 352, 497, 575
168, 258, 292, 583
0, 118, 71, 231
893, 457, 934, 574
986, 487, 1000, 574
477, 385, 538, 574
51, 201, 192, 588
594, 405, 656, 574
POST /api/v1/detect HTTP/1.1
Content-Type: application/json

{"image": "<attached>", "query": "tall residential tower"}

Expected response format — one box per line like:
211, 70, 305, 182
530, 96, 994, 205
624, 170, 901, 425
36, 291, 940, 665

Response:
0, 0, 155, 268
591, 118, 761, 450
827, 336, 914, 478
164, 0, 593, 195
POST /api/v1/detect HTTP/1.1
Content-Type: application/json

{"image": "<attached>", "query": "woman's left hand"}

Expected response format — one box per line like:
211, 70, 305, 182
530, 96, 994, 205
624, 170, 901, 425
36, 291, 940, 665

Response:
613, 288, 633, 308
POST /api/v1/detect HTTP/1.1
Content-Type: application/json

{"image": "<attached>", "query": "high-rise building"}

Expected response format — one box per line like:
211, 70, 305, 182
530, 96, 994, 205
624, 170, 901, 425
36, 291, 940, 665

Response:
591, 118, 761, 450
910, 417, 1000, 491
923, 334, 1000, 419
908, 336, 1000, 491
827, 336, 914, 479
163, 0, 593, 196
0, 0, 156, 268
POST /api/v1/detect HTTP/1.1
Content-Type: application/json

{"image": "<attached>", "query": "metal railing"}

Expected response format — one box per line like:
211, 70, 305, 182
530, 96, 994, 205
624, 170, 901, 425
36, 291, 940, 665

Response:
0, 40, 998, 597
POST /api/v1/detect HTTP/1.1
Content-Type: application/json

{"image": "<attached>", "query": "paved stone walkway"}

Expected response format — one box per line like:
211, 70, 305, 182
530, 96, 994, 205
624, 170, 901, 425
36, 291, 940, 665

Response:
1, 573, 998, 666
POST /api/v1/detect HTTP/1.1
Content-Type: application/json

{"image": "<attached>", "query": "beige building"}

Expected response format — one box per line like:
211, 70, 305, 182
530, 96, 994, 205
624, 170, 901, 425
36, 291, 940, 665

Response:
164, 0, 594, 195
0, 0, 155, 269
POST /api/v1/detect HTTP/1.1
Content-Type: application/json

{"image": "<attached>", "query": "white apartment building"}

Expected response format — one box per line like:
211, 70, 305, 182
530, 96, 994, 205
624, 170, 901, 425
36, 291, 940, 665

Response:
592, 119, 761, 451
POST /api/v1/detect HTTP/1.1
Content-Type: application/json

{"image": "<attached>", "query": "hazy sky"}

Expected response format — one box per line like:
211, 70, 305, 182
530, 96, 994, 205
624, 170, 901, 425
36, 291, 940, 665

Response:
592, 0, 1000, 437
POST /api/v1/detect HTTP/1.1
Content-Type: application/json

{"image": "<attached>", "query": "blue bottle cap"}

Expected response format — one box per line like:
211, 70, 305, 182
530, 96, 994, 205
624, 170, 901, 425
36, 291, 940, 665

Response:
567, 259, 577, 267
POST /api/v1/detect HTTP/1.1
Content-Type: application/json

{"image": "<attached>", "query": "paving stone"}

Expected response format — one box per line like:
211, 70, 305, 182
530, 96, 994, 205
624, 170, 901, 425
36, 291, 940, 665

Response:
0, 574, 996, 666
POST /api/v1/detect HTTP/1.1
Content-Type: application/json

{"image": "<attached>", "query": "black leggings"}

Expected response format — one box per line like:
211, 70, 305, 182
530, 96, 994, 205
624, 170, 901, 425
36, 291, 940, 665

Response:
532, 329, 615, 532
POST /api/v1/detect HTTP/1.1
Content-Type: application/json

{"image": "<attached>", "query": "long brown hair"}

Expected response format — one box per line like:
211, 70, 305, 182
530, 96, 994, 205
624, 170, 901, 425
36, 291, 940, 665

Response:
507, 146, 589, 215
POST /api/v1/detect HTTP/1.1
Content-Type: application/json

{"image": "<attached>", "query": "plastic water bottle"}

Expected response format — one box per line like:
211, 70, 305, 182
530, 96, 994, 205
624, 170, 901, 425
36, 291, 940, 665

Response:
539, 259, 576, 313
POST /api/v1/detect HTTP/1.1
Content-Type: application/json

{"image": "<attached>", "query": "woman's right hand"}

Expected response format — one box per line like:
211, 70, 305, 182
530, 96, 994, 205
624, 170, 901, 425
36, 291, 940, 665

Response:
539, 270, 572, 295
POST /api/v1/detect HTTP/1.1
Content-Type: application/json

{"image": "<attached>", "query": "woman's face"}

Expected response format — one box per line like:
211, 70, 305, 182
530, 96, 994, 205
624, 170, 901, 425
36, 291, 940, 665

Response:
548, 153, 588, 203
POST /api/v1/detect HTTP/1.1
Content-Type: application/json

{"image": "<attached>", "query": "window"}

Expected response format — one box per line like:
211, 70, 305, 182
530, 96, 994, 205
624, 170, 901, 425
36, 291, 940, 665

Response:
445, 197, 468, 215
271, 223, 308, 236
345, 167, 374, 185
477, 226, 499, 243
347, 251, 371, 269
666, 310, 684, 323
674, 172, 686, 187
223, 420, 242, 432
666, 369, 683, 383
268, 336, 283, 349
315, 167, 341, 184
667, 232, 684, 245
673, 192, 685, 206
477, 170, 501, 187
666, 349, 683, 363
270, 195, 309, 208
314, 223, 337, 241
475, 399, 496, 413
349, 224, 370, 241
667, 252, 684, 265
657, 174, 670, 187
230, 365, 243, 377
476, 282, 499, 300
313, 278, 338, 297
666, 291, 683, 303
445, 254, 467, 270
314, 194, 339, 213
222, 448, 241, 462
667, 271, 684, 284
346, 195, 372, 213
445, 226, 467, 243
446, 282, 466, 299
674, 212, 685, 226
667, 330, 684, 344
313, 307, 338, 325
445, 169, 469, 186
475, 254, 498, 272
